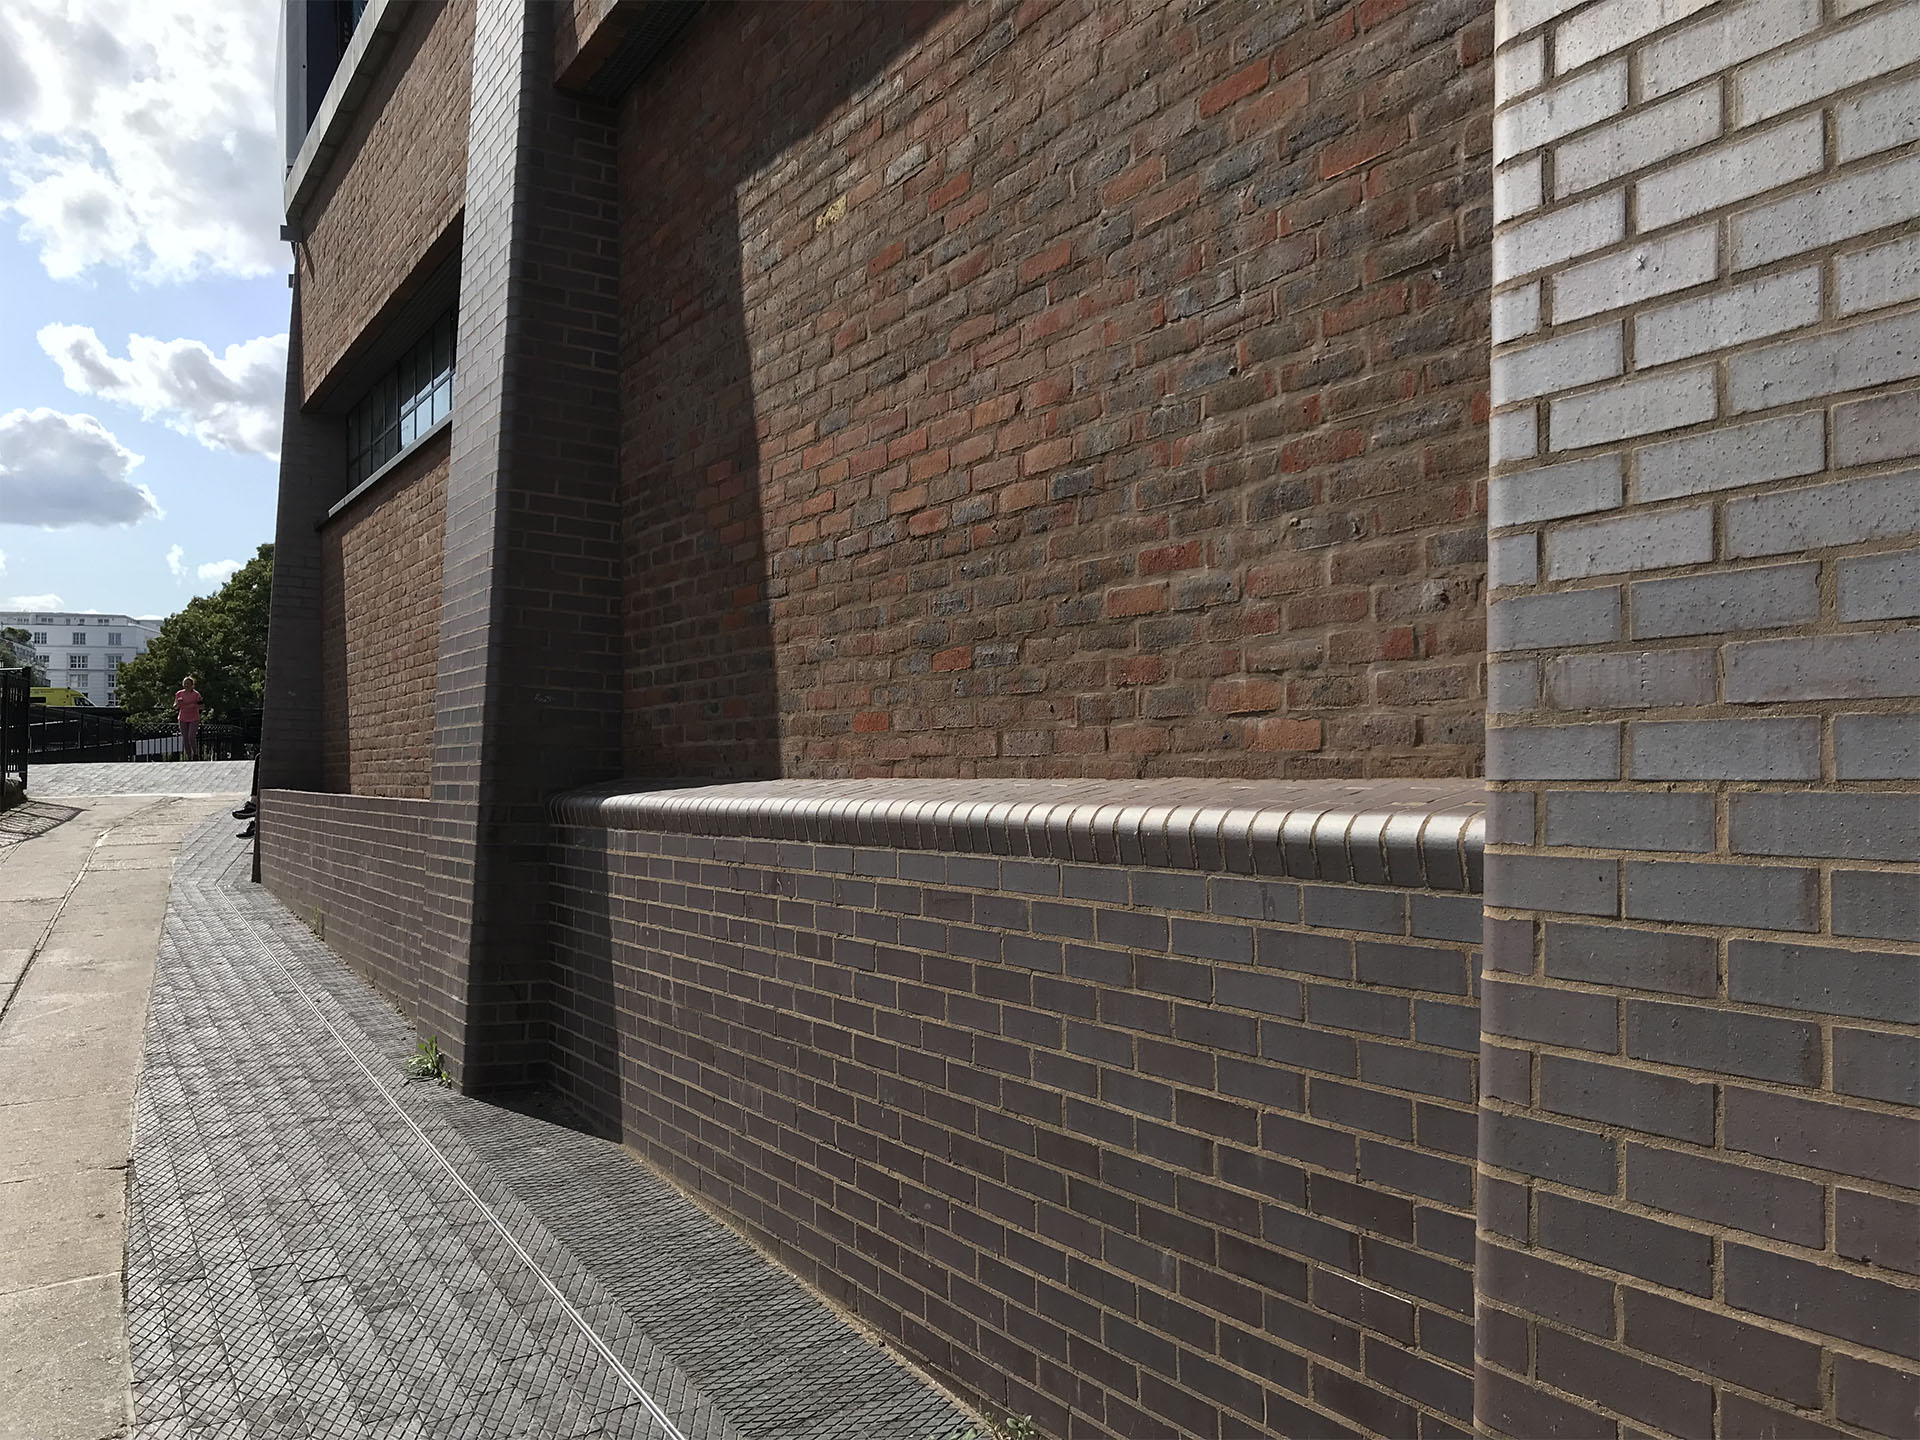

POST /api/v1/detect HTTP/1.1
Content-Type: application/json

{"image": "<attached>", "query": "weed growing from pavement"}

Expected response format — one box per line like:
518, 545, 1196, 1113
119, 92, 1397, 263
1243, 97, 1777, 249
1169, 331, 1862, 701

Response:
405, 1036, 452, 1087
950, 1415, 1038, 1440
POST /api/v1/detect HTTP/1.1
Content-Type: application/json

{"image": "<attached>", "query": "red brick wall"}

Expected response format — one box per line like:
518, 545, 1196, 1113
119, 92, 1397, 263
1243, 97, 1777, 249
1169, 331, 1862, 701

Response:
298, 0, 473, 402
616, 0, 1492, 781
319, 431, 449, 797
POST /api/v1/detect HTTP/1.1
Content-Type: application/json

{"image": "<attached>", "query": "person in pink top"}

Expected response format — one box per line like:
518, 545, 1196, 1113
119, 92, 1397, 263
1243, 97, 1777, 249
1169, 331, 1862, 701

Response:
174, 675, 203, 760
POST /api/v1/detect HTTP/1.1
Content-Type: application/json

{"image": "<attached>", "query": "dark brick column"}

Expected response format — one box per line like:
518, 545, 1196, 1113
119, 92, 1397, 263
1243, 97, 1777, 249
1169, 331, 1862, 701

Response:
420, 0, 625, 1089
260, 285, 343, 799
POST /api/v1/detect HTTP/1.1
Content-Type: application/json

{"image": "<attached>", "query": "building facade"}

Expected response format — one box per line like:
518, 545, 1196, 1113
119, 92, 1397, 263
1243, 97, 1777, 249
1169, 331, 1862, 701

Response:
0, 610, 161, 706
261, 2, 1918, 1436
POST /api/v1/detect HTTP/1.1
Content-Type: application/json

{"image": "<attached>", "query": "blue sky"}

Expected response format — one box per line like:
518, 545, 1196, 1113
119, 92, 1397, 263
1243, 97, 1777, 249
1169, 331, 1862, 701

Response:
0, 0, 287, 619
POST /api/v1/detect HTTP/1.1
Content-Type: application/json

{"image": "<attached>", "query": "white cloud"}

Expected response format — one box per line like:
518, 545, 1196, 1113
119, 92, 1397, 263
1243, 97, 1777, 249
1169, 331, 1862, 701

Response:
0, 0, 281, 282
196, 558, 241, 586
39, 324, 285, 458
166, 543, 186, 578
0, 407, 160, 528
6, 593, 64, 609
0, 548, 6, 575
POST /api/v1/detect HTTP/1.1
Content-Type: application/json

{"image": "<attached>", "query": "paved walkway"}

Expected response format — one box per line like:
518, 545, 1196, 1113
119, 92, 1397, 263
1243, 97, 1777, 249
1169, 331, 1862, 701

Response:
122, 811, 971, 1438
26, 760, 257, 799
1, 788, 239, 1440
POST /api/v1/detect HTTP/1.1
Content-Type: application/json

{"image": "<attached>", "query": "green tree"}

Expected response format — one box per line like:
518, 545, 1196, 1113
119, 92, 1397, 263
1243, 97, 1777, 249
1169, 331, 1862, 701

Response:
0, 627, 49, 685
117, 544, 273, 724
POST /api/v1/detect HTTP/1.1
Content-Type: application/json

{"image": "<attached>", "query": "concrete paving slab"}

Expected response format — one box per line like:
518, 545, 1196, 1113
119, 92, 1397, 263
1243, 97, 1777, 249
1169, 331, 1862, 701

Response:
0, 1274, 129, 1440
25, 761, 254, 799
0, 1094, 132, 1183
0, 790, 227, 1440
0, 1168, 126, 1292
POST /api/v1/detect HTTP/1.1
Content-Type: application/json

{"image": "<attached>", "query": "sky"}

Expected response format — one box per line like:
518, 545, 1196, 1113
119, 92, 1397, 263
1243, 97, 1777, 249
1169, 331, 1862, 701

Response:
0, 0, 288, 619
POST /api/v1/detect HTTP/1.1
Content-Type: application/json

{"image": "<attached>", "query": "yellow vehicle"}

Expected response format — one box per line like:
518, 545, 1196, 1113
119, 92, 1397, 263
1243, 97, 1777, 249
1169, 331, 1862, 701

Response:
30, 687, 94, 707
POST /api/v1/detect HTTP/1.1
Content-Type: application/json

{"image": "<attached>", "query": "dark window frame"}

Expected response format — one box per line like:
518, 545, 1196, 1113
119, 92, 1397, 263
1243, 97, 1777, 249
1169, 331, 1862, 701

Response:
344, 310, 456, 489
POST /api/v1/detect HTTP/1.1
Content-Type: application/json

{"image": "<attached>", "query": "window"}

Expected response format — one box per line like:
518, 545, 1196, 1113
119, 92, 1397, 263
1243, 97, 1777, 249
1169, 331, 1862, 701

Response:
346, 311, 455, 487
30, 632, 45, 645
71, 631, 87, 645
69, 654, 87, 670
108, 631, 122, 646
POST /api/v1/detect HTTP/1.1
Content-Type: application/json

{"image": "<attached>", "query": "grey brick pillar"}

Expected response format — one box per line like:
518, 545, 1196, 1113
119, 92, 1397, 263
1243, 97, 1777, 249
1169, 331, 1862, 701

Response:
420, 0, 625, 1089
1477, 3, 1919, 1437
260, 285, 342, 799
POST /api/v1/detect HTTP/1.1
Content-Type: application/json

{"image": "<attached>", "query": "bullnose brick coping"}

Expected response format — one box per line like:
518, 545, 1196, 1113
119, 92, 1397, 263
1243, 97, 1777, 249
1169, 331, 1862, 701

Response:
553, 778, 1486, 892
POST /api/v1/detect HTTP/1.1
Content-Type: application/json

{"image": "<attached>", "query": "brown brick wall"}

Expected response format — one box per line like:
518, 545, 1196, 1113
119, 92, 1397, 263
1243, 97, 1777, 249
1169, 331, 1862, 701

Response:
260, 789, 433, 1029
298, 0, 473, 403
616, 0, 1493, 781
551, 819, 1484, 1438
319, 430, 449, 798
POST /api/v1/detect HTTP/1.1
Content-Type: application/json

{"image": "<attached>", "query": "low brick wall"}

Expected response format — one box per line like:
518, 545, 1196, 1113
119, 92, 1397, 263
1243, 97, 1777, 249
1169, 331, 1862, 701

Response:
551, 780, 1486, 1437
260, 789, 433, 1030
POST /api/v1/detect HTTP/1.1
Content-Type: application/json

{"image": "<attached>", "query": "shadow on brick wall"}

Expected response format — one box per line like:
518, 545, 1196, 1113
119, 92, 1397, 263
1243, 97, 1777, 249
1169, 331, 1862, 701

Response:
616, 0, 958, 780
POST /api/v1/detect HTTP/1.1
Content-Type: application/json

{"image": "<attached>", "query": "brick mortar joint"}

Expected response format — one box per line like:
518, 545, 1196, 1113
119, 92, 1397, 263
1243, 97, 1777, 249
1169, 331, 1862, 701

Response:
550, 778, 1485, 891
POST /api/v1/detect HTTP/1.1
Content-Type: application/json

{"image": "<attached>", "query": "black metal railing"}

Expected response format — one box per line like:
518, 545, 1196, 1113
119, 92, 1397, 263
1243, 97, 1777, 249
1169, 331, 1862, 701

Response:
26, 707, 262, 764
0, 668, 27, 793
28, 703, 134, 762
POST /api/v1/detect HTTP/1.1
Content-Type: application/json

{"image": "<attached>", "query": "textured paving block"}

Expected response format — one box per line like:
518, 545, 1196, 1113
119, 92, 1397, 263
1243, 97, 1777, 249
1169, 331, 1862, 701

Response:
131, 815, 967, 1440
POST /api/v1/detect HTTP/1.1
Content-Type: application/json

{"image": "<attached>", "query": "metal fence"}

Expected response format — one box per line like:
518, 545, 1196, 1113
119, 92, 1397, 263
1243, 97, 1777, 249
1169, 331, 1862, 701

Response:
26, 707, 261, 765
1, 668, 26, 793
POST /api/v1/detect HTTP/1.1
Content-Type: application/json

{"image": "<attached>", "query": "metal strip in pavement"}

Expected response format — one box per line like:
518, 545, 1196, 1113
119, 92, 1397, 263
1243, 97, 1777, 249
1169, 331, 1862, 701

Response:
235, 848, 691, 1440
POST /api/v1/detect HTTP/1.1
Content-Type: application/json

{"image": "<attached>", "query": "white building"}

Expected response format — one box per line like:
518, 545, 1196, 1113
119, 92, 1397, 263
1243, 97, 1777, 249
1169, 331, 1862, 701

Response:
0, 611, 162, 708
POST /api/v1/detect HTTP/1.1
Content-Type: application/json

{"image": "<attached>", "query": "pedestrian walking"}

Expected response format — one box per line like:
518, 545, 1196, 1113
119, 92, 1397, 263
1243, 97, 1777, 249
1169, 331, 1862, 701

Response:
174, 675, 202, 760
